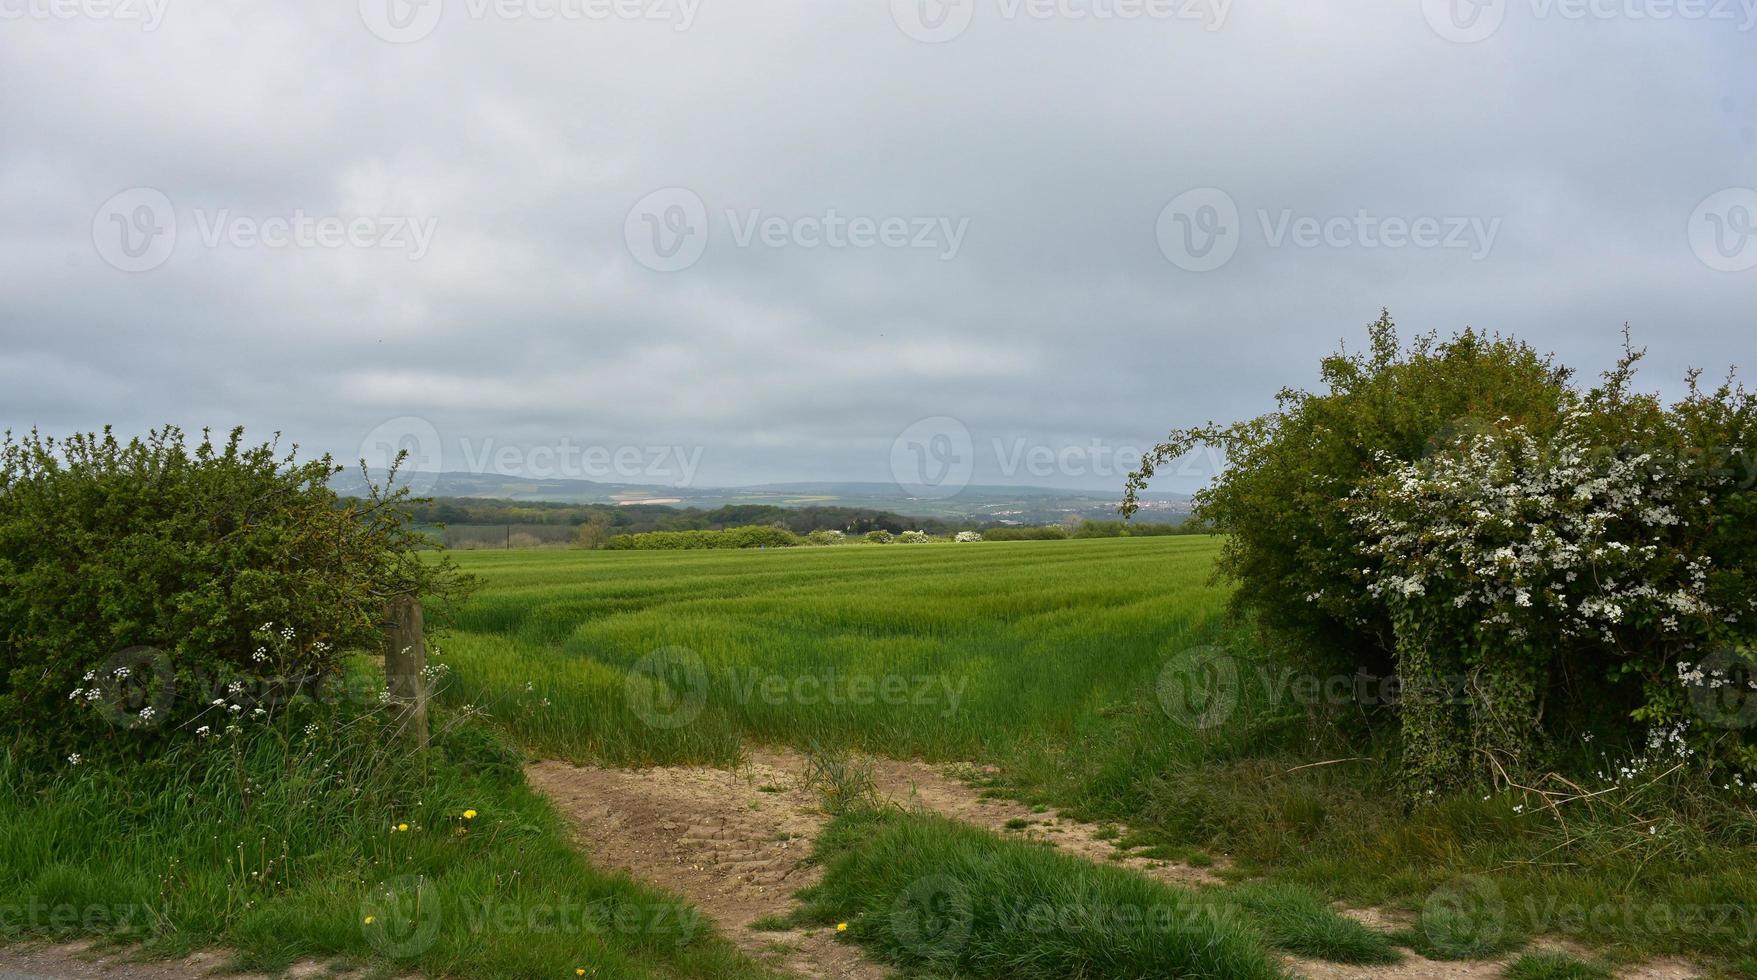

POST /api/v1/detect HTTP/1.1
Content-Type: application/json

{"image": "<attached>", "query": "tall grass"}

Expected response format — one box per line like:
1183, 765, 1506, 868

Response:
794, 808, 1289, 980
0, 690, 777, 980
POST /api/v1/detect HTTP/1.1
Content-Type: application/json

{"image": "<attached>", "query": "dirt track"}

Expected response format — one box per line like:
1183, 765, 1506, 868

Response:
526, 748, 1706, 980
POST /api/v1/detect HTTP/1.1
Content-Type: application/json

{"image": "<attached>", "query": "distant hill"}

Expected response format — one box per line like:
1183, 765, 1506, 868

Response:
332, 471, 1191, 525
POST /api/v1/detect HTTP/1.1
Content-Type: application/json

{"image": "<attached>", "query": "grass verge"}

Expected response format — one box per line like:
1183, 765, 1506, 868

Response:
792, 808, 1401, 980
0, 691, 775, 980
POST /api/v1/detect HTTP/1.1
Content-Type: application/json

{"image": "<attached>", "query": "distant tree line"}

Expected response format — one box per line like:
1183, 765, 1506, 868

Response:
983, 521, 1205, 541
399, 498, 957, 537
393, 496, 1195, 549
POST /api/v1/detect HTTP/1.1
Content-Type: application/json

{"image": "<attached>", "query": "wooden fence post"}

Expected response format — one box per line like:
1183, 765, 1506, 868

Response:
384, 595, 429, 750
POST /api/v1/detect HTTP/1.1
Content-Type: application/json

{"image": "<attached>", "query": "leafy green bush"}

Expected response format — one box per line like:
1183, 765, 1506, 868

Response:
0, 426, 470, 763
864, 530, 894, 544
807, 529, 847, 545
1125, 313, 1757, 789
1126, 311, 1571, 683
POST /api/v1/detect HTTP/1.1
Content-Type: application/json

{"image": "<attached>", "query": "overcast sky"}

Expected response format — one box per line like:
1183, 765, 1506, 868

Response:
1, 0, 1753, 493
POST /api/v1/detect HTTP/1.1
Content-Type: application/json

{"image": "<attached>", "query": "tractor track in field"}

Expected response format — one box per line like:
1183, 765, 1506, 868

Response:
528, 749, 1708, 980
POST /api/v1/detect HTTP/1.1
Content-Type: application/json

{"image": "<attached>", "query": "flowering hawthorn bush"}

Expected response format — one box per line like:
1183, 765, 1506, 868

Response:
1349, 403, 1755, 788
1125, 311, 1572, 684
1127, 313, 1757, 792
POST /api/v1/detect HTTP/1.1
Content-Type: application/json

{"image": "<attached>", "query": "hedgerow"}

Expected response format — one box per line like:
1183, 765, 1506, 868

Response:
0, 426, 471, 764
605, 524, 801, 550
1126, 312, 1757, 793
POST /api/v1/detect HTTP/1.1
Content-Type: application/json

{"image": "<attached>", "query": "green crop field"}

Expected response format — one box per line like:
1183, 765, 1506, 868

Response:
440, 537, 1228, 768
437, 537, 1757, 976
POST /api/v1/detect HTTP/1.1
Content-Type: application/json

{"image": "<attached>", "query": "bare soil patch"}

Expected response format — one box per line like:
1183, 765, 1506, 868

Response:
526, 751, 880, 980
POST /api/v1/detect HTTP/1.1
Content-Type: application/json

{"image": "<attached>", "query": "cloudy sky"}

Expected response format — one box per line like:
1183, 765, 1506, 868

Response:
1, 0, 1753, 493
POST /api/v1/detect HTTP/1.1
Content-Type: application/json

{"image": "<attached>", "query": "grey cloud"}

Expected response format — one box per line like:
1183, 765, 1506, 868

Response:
2, 0, 1754, 493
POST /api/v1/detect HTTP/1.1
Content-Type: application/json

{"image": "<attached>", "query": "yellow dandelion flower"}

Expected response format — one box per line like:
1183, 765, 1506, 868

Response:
363, 916, 376, 925
463, 809, 477, 820
396, 822, 410, 833
836, 922, 848, 932
575, 970, 587, 977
